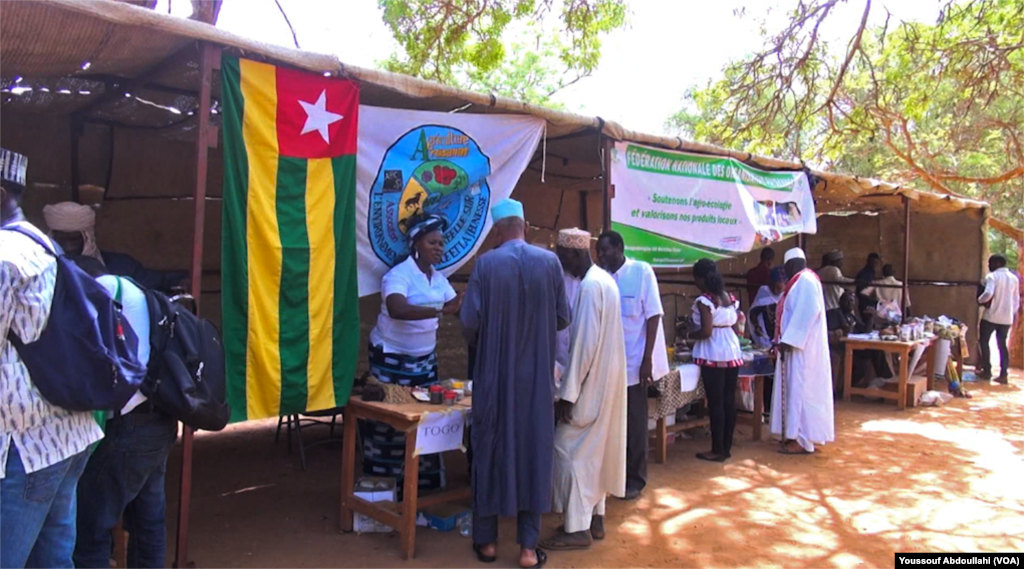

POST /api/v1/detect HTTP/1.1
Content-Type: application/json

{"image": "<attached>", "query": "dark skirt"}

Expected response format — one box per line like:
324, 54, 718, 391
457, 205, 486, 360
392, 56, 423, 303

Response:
368, 342, 438, 387
362, 343, 445, 497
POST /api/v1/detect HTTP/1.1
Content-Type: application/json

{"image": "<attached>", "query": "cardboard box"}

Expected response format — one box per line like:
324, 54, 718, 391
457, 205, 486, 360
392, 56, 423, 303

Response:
416, 502, 470, 532
881, 375, 928, 408
354, 477, 396, 533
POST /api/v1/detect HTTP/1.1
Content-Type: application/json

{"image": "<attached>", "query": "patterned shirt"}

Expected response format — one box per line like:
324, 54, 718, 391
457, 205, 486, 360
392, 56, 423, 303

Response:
1, 222, 103, 479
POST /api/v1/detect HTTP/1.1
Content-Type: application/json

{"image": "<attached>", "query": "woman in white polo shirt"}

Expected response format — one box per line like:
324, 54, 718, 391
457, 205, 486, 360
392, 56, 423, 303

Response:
363, 214, 462, 495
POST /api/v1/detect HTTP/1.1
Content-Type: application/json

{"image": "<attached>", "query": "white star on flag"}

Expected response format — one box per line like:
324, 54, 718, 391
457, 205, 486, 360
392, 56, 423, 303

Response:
298, 90, 343, 144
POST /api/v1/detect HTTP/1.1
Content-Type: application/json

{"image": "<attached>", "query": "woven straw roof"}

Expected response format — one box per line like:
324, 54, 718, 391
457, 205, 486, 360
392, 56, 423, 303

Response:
0, 0, 992, 216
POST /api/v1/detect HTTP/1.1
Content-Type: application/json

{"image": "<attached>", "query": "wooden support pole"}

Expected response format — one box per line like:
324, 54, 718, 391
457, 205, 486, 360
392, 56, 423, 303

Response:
173, 41, 219, 569
578, 190, 589, 232
1013, 238, 1024, 368
601, 135, 613, 232
903, 198, 911, 308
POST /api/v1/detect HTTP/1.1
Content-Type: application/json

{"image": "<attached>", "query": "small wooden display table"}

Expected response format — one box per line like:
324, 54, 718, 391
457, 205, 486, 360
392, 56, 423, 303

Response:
843, 336, 937, 410
649, 368, 765, 463
340, 397, 472, 560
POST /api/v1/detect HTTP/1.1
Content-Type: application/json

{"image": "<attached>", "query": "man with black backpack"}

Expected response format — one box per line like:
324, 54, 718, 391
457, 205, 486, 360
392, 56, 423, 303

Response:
1, 148, 105, 568
71, 257, 178, 569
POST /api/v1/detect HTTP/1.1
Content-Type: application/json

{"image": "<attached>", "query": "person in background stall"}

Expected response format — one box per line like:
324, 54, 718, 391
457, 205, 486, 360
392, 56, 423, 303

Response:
748, 267, 787, 415
683, 259, 744, 463
2, 148, 105, 569
71, 257, 177, 569
855, 253, 882, 321
543, 228, 627, 552
772, 248, 834, 455
42, 201, 188, 294
460, 199, 569, 569
826, 292, 867, 398
746, 247, 776, 307
749, 267, 787, 350
595, 230, 668, 501
363, 214, 462, 497
816, 249, 854, 312
977, 254, 1020, 384
863, 264, 910, 313
826, 291, 866, 337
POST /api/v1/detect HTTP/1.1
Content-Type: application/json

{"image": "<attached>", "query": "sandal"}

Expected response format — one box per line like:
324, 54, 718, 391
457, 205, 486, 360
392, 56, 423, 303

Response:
777, 444, 812, 455
540, 531, 592, 551
524, 548, 547, 568
473, 543, 497, 563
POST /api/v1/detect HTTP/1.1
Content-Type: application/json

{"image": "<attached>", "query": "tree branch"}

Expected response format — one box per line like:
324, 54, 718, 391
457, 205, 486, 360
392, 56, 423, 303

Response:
819, 0, 871, 113
274, 0, 301, 49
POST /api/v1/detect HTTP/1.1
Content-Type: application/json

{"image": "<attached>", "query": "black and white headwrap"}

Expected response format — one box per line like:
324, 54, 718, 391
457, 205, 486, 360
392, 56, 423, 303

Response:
406, 214, 448, 246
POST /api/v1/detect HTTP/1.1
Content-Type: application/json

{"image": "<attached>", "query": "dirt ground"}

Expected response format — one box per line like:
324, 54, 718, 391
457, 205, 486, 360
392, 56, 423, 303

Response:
165, 370, 1024, 568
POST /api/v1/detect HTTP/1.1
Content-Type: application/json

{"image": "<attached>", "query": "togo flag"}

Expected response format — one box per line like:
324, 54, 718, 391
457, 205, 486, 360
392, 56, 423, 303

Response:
221, 55, 360, 422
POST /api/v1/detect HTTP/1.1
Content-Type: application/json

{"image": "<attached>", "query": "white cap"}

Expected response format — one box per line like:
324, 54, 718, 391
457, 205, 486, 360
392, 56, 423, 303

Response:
784, 248, 806, 263
557, 228, 591, 250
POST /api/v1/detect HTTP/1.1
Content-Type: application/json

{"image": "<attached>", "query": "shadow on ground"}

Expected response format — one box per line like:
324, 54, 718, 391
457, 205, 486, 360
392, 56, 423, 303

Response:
164, 370, 1024, 568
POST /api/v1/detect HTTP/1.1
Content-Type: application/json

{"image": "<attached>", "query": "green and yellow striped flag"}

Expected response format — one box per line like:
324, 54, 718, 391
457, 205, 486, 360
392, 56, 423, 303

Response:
221, 55, 359, 422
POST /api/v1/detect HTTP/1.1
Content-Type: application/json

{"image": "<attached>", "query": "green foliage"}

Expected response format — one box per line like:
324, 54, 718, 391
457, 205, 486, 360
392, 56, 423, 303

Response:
989, 229, 1020, 268
670, 0, 1024, 227
378, 0, 626, 106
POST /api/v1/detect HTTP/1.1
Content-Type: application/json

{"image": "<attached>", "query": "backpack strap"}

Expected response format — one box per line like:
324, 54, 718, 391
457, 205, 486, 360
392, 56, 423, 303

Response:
2, 223, 59, 257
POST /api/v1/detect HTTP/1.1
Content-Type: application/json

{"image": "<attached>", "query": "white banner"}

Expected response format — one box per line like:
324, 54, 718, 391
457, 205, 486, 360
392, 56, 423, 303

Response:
610, 142, 816, 267
414, 409, 468, 456
357, 106, 545, 296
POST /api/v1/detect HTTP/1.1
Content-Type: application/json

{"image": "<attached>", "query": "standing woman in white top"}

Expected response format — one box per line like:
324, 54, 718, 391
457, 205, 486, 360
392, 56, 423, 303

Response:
686, 259, 744, 462
364, 214, 462, 495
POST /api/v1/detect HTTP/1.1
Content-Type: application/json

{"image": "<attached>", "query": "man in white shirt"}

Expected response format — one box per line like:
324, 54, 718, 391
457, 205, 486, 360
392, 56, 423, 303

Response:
816, 249, 854, 311
70, 258, 179, 569
862, 264, 911, 311
596, 231, 669, 501
2, 148, 104, 568
977, 254, 1021, 384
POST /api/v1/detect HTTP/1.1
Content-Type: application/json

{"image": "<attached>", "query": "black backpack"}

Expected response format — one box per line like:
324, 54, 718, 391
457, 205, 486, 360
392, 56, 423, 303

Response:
140, 288, 230, 431
3, 223, 146, 412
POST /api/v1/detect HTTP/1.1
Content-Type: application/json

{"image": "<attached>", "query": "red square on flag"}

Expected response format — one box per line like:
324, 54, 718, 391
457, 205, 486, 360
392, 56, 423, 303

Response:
275, 67, 358, 158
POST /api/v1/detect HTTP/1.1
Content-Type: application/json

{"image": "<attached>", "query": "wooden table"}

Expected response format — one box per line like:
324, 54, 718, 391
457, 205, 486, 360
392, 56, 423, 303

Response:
649, 368, 765, 464
340, 397, 472, 559
650, 369, 708, 463
843, 336, 937, 410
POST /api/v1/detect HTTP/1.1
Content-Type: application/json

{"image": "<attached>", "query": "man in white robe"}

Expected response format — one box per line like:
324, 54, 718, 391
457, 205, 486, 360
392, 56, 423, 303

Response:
542, 228, 627, 551
771, 248, 835, 454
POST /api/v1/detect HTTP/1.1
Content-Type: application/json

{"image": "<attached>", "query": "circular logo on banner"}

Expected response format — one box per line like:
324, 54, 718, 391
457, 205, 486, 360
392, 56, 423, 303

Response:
368, 125, 492, 270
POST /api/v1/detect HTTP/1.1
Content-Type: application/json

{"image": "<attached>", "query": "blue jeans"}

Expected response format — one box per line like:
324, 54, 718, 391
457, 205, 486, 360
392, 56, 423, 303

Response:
1, 444, 89, 569
74, 411, 177, 569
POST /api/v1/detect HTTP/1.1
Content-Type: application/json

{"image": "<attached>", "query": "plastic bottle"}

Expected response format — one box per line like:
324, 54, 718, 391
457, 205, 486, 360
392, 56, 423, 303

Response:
458, 512, 472, 538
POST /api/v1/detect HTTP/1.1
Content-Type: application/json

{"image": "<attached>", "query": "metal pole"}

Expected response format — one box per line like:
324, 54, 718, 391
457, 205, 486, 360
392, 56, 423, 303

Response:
902, 195, 911, 311
601, 135, 612, 232
174, 41, 219, 569
70, 116, 81, 202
